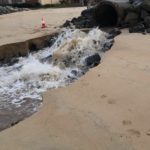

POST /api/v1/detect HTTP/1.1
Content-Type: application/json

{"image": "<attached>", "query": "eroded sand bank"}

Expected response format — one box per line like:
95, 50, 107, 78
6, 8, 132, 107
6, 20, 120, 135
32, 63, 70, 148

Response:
0, 31, 150, 150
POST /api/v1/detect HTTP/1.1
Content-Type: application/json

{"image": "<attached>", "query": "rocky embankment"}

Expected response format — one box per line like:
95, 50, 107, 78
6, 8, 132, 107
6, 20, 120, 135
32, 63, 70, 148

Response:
63, 0, 150, 33
0, 6, 29, 15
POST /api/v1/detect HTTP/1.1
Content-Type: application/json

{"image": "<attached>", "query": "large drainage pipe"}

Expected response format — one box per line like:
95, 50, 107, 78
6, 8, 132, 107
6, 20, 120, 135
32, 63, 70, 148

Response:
93, 0, 130, 27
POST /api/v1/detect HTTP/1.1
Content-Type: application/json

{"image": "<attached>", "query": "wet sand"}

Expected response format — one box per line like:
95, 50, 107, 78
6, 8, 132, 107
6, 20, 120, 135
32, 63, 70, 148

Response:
0, 31, 150, 149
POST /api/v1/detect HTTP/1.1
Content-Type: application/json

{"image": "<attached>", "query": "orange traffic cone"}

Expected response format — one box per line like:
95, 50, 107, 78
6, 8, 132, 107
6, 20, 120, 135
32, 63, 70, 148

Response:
41, 18, 46, 28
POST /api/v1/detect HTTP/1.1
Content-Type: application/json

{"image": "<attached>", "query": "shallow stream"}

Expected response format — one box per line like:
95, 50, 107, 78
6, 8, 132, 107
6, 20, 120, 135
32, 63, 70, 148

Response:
0, 28, 112, 130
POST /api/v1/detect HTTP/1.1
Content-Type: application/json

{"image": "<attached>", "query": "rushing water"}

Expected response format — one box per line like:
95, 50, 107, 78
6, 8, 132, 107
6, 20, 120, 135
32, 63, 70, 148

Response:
0, 28, 112, 129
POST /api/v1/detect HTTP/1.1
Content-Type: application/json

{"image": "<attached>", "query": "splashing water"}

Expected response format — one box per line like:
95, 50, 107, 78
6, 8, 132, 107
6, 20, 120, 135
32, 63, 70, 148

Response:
0, 28, 111, 111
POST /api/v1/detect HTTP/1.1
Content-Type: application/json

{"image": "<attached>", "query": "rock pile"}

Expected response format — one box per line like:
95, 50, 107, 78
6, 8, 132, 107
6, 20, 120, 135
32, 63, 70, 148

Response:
63, 8, 96, 29
0, 6, 29, 15
63, 0, 150, 34
126, 0, 150, 33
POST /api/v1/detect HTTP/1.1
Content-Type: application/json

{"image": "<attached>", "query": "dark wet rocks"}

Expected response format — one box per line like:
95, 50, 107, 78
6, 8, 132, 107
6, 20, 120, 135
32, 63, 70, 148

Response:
107, 28, 121, 39
129, 0, 143, 7
100, 28, 119, 52
40, 54, 52, 63
63, 0, 150, 34
125, 0, 150, 33
85, 53, 101, 67
129, 23, 145, 33
63, 8, 96, 29
0, 57, 19, 67
101, 39, 114, 52
146, 28, 150, 33
0, 6, 29, 15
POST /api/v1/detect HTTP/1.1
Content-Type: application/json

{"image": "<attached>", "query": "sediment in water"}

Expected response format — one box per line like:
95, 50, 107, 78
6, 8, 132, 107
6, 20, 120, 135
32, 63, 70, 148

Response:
0, 27, 115, 131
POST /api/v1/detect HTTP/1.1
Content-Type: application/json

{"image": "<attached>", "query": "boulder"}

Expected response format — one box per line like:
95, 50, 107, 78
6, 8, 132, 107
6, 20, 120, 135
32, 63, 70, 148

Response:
129, 23, 145, 33
141, 9, 149, 19
107, 28, 121, 39
85, 53, 101, 67
63, 8, 96, 29
146, 28, 150, 33
81, 8, 94, 19
125, 12, 139, 26
144, 16, 150, 28
101, 39, 114, 52
142, 0, 150, 13
129, 0, 143, 8
63, 20, 71, 27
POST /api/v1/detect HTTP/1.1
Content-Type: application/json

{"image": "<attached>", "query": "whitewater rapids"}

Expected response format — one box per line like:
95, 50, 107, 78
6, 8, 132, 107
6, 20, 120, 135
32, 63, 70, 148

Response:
0, 28, 111, 111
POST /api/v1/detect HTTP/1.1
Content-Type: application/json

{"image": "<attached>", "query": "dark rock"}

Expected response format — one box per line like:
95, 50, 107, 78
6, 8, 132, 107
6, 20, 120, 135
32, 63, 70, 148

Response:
125, 12, 139, 26
119, 20, 129, 29
141, 10, 149, 20
129, 0, 143, 8
85, 53, 101, 67
71, 17, 78, 23
40, 55, 52, 63
71, 70, 78, 76
9, 57, 19, 66
101, 39, 114, 52
75, 20, 87, 28
107, 28, 121, 39
63, 8, 96, 29
63, 20, 71, 27
146, 28, 150, 33
47, 37, 56, 47
81, 8, 94, 18
1, 57, 19, 66
144, 16, 150, 28
84, 19, 95, 28
142, 0, 150, 13
129, 23, 145, 33
74, 16, 83, 22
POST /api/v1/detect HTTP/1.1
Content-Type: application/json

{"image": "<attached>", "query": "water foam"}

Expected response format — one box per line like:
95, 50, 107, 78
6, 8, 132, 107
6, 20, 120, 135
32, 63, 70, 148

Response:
0, 28, 111, 110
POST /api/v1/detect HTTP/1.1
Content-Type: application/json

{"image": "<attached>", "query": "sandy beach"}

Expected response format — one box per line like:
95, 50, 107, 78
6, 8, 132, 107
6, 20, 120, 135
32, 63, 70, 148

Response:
0, 29, 150, 149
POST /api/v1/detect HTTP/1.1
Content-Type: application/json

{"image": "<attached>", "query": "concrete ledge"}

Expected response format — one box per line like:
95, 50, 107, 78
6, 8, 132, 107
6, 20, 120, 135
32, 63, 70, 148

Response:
0, 32, 59, 60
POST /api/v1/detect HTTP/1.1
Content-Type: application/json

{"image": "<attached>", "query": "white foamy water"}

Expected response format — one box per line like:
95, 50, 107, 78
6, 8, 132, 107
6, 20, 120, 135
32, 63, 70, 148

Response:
0, 28, 111, 108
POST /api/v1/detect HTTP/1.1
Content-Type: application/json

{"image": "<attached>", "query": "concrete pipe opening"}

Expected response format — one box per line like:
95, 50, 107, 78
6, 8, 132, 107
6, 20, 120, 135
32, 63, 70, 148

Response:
94, 1, 123, 27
